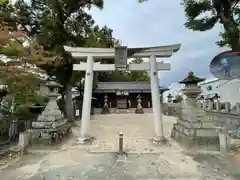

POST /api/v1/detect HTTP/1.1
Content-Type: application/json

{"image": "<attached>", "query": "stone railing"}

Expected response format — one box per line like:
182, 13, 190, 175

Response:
199, 101, 240, 129
165, 100, 240, 130
168, 100, 240, 152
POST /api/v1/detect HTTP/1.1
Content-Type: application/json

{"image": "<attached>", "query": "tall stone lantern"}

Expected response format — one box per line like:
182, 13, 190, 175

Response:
171, 72, 209, 147
179, 72, 205, 122
31, 80, 70, 144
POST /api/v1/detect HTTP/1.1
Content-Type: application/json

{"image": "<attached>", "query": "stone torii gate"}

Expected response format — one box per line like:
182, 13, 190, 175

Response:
64, 44, 181, 143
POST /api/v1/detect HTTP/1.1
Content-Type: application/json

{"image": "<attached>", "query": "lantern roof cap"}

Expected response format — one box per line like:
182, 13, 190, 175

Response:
179, 72, 205, 84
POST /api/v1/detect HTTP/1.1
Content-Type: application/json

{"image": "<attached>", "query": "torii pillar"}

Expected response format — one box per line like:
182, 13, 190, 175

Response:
64, 44, 181, 143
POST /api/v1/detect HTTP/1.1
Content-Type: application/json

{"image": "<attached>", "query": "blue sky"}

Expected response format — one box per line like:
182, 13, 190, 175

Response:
90, 0, 228, 87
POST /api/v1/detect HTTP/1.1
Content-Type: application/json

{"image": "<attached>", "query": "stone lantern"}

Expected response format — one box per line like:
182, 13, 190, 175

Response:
135, 94, 144, 114
179, 72, 205, 99
31, 80, 70, 144
167, 93, 173, 103
179, 71, 205, 119
45, 80, 61, 96
101, 94, 110, 114
171, 72, 218, 147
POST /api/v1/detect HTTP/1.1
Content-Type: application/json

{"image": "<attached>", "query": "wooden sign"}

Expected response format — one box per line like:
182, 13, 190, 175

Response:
115, 46, 127, 70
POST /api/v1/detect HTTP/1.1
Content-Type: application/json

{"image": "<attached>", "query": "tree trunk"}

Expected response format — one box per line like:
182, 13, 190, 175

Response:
65, 83, 74, 123
219, 6, 240, 50
223, 22, 240, 50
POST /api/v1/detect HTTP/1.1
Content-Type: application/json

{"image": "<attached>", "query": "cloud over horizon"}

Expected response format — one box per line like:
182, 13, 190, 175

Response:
90, 0, 228, 87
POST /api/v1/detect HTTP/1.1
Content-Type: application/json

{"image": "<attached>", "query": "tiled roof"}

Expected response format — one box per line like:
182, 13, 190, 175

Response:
198, 77, 219, 85
96, 82, 168, 91
205, 93, 220, 100
179, 72, 205, 84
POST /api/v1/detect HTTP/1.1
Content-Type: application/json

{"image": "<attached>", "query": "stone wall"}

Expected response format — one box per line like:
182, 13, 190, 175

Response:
170, 100, 240, 149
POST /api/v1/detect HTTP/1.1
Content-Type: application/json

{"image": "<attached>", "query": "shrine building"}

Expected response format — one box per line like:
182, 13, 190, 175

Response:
90, 81, 168, 109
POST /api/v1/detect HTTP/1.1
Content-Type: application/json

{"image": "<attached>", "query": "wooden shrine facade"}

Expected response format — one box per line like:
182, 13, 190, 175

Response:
91, 82, 168, 109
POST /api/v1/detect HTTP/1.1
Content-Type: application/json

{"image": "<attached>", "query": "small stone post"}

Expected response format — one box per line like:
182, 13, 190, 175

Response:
18, 131, 31, 156
135, 94, 144, 114
224, 102, 231, 112
236, 103, 240, 114
216, 100, 221, 111
118, 132, 124, 156
101, 94, 110, 114
208, 101, 213, 111
218, 127, 230, 155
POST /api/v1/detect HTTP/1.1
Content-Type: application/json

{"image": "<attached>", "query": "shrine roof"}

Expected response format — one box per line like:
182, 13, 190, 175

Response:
96, 82, 168, 91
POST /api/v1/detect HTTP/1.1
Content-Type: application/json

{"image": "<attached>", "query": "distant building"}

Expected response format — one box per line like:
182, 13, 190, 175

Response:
198, 78, 240, 106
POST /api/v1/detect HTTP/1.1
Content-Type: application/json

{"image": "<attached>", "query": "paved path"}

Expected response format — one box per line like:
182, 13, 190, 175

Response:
0, 114, 239, 179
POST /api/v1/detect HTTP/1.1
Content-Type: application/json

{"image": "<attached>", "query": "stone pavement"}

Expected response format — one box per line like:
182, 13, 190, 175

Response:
0, 114, 239, 179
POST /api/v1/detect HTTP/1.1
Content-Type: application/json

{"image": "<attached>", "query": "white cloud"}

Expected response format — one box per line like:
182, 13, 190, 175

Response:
90, 0, 227, 87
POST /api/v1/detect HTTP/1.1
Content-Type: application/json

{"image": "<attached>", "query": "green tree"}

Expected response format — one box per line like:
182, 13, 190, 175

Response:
138, 0, 240, 50
0, 0, 9, 4
183, 0, 240, 50
97, 58, 150, 82
13, 0, 117, 122
128, 58, 150, 82
0, 1, 48, 118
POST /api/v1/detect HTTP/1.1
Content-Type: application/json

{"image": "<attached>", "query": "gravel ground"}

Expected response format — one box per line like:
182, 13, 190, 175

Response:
0, 113, 239, 180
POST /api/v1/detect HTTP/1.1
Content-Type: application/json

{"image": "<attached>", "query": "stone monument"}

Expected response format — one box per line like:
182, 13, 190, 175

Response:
171, 72, 219, 147
31, 80, 71, 144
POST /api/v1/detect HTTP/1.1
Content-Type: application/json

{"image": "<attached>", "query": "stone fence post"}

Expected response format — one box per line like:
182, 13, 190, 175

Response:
222, 102, 231, 113
236, 103, 240, 114
218, 127, 230, 155
208, 101, 213, 111
216, 100, 221, 111
203, 101, 207, 109
18, 131, 31, 155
